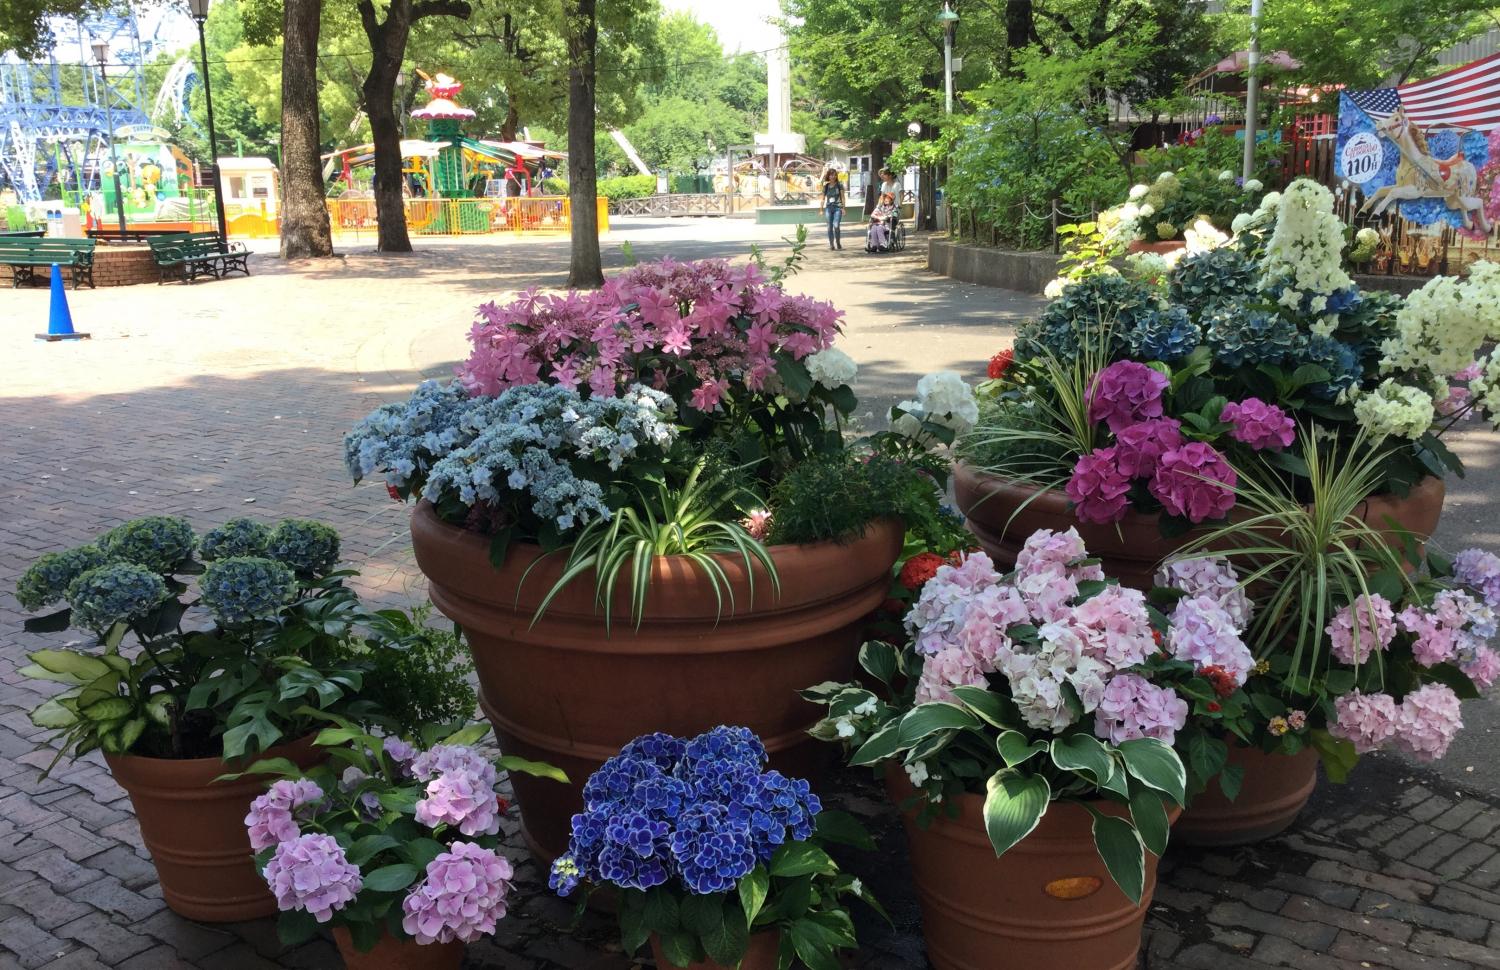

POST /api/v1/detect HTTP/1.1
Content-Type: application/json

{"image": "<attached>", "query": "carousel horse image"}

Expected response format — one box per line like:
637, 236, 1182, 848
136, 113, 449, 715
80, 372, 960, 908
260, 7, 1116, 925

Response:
1360, 108, 1490, 233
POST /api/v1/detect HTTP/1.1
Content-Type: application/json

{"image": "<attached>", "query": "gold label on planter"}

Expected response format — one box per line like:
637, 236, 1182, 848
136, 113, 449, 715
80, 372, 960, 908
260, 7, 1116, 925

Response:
1044, 876, 1103, 900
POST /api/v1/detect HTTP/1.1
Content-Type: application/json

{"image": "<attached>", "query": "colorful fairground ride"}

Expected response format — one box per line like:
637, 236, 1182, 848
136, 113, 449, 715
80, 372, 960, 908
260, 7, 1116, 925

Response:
322, 71, 585, 237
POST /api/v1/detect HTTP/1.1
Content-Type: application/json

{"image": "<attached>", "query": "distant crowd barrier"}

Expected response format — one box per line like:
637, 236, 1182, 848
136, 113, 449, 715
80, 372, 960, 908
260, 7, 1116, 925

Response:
326, 196, 609, 237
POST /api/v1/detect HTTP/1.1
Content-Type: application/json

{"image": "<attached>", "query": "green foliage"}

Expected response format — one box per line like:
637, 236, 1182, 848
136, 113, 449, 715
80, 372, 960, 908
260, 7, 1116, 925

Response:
767, 454, 938, 547
358, 606, 477, 737
597, 174, 656, 200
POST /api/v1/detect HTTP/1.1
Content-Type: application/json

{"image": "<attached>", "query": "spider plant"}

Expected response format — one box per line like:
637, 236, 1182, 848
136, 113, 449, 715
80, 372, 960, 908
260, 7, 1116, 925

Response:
1172, 426, 1414, 693
529, 461, 779, 631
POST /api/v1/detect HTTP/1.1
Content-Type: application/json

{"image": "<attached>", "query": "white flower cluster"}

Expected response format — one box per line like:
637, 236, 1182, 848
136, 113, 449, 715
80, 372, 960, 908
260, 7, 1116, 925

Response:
1259, 179, 1353, 309
1183, 217, 1229, 255
1383, 261, 1500, 382
1471, 352, 1500, 423
1352, 379, 1437, 440
891, 370, 980, 437
804, 347, 858, 388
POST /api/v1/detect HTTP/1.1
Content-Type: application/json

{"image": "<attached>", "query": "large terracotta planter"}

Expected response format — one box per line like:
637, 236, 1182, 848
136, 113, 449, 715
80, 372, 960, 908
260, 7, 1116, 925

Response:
649, 931, 781, 970
954, 463, 1446, 591
410, 501, 903, 861
1174, 745, 1319, 847
888, 768, 1170, 970
1126, 239, 1187, 255
105, 735, 325, 922
332, 928, 464, 970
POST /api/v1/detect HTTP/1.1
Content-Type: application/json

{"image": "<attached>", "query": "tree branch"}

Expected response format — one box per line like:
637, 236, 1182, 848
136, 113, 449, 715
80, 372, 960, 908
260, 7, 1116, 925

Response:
412, 0, 472, 23
356, 0, 381, 42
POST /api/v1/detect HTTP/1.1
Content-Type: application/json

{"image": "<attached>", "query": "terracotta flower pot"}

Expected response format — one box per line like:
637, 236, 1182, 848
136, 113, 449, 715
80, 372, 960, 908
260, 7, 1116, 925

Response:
954, 464, 1446, 592
887, 767, 1172, 970
1174, 744, 1320, 847
104, 735, 325, 922
649, 930, 781, 970
332, 927, 464, 970
410, 501, 904, 862
1125, 239, 1187, 255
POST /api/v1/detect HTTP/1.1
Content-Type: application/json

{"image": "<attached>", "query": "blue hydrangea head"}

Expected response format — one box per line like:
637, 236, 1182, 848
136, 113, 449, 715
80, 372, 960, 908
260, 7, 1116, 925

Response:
683, 725, 767, 769
668, 803, 758, 895
200, 518, 272, 561
1015, 273, 1158, 360
1325, 287, 1362, 315
549, 855, 582, 897
1298, 334, 1363, 399
619, 731, 688, 768
65, 562, 170, 633
16, 545, 114, 612
1205, 308, 1301, 368
98, 516, 196, 575
1128, 305, 1200, 362
198, 556, 298, 625
264, 520, 340, 579
1169, 246, 1258, 321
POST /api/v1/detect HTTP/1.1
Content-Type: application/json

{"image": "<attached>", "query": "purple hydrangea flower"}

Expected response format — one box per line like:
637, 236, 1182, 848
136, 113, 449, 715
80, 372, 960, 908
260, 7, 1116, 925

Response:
1455, 548, 1500, 608
383, 737, 418, 768
1087, 361, 1170, 433
1113, 418, 1183, 478
415, 766, 502, 837
1220, 398, 1295, 451
245, 779, 324, 851
1155, 557, 1252, 628
262, 833, 362, 923
1168, 594, 1253, 684
1149, 442, 1237, 522
1066, 448, 1132, 524
401, 841, 514, 944
1094, 673, 1189, 745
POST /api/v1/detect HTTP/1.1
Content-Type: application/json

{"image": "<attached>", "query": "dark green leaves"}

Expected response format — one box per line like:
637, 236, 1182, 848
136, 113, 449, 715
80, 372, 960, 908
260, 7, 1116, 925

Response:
1090, 810, 1146, 903
362, 863, 418, 893
1117, 738, 1187, 806
896, 703, 981, 746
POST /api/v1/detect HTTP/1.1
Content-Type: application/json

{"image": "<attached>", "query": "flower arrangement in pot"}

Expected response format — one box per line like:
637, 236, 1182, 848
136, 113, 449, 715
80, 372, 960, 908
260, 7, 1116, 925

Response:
806, 527, 1264, 970
957, 177, 1500, 584
1110, 168, 1265, 249
346, 258, 956, 860
548, 726, 882, 970
240, 721, 565, 969
13, 515, 456, 920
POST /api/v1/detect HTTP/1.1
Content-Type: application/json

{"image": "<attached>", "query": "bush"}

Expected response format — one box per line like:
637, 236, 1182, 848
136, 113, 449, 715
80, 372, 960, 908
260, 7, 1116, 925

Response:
540, 176, 569, 195
597, 174, 656, 201
359, 606, 476, 737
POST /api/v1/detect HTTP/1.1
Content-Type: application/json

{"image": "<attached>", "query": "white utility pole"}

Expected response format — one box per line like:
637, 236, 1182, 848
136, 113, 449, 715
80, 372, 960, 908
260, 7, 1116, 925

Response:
1241, 0, 1264, 181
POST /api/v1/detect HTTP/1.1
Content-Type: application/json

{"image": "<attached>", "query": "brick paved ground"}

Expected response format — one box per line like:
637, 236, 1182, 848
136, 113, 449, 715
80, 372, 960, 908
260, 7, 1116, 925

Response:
3, 224, 1500, 968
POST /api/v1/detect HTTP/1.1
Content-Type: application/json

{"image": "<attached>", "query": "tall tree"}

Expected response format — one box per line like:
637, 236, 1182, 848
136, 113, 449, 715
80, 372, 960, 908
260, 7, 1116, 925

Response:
565, 0, 602, 287
357, 0, 473, 253
280, 0, 335, 258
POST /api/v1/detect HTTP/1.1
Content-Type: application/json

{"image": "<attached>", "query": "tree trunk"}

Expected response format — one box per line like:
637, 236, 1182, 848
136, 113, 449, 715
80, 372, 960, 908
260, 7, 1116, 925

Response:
500, 102, 520, 142
1004, 0, 1035, 74
361, 0, 413, 253
278, 0, 333, 259
565, 0, 603, 289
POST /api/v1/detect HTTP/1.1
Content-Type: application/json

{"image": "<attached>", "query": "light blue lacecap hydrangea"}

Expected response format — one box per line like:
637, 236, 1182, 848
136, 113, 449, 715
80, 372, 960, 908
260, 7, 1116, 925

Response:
265, 520, 340, 579
198, 556, 298, 625
98, 516, 196, 575
65, 562, 170, 633
200, 518, 272, 561
344, 380, 475, 490
16, 545, 116, 612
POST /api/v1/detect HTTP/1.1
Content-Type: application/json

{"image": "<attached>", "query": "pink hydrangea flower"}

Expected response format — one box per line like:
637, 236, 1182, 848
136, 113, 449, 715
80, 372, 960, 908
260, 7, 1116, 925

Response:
1149, 442, 1238, 522
1066, 448, 1132, 524
401, 842, 514, 944
416, 769, 502, 837
1155, 556, 1252, 628
1087, 361, 1169, 433
906, 552, 1027, 657
1462, 646, 1500, 689
1326, 594, 1396, 665
1395, 683, 1463, 761
1014, 528, 1100, 580
914, 645, 990, 704
1455, 548, 1500, 608
1070, 585, 1157, 670
1399, 605, 1458, 667
1437, 385, 1473, 418
1112, 418, 1183, 478
245, 779, 324, 851
262, 833, 362, 923
1168, 594, 1253, 685
411, 745, 498, 788
1329, 690, 1399, 754
1220, 398, 1296, 451
1094, 673, 1189, 745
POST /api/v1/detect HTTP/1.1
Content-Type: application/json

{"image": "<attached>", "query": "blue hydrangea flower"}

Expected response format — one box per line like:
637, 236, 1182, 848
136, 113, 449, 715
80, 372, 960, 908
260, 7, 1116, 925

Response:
1015, 274, 1158, 360
98, 517, 196, 575
669, 803, 758, 894
1128, 305, 1200, 362
1298, 334, 1363, 399
200, 518, 272, 561
1205, 308, 1302, 368
549, 855, 582, 896
1325, 287, 1363, 315
265, 520, 340, 579
16, 545, 114, 612
198, 556, 297, 625
65, 562, 170, 633
1169, 246, 1259, 321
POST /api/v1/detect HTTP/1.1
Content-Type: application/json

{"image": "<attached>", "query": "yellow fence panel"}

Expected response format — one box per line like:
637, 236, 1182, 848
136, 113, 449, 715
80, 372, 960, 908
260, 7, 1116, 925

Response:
326, 195, 608, 238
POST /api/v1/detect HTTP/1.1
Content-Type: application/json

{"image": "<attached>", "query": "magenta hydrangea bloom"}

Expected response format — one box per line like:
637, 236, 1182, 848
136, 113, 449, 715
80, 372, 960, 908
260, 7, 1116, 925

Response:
1094, 673, 1189, 745
1087, 361, 1170, 433
401, 842, 515, 945
1149, 442, 1237, 522
1112, 418, 1183, 478
262, 833, 362, 923
1220, 398, 1296, 451
1395, 684, 1463, 761
1066, 448, 1132, 524
1326, 594, 1396, 665
1329, 690, 1399, 754
1168, 594, 1253, 685
245, 779, 324, 851
1454, 548, 1500, 607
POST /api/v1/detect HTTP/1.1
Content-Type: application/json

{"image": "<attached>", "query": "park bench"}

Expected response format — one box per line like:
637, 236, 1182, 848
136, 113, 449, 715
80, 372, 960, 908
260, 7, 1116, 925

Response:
87, 226, 194, 242
148, 231, 252, 284
0, 237, 96, 289
0, 229, 45, 239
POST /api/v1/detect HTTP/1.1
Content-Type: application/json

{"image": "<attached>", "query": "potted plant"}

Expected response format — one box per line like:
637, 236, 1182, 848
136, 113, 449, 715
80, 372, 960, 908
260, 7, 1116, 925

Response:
957, 179, 1500, 585
548, 726, 882, 970
806, 527, 1253, 970
18, 516, 392, 920
346, 258, 955, 860
241, 722, 565, 969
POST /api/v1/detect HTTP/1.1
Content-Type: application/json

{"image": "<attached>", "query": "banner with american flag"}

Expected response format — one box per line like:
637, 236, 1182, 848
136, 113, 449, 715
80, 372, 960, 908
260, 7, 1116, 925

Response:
1345, 54, 1500, 132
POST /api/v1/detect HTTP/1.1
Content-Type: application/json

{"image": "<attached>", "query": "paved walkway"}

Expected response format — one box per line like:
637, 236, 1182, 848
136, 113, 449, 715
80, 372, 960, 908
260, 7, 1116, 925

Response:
2, 222, 1500, 968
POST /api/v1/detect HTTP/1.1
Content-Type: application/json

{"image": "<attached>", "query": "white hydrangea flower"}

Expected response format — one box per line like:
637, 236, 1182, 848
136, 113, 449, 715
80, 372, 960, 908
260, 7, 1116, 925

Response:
1043, 277, 1072, 299
1383, 263, 1500, 387
805, 347, 858, 389
1157, 171, 1177, 183
1244, 178, 1264, 193
1231, 212, 1253, 234
1184, 218, 1228, 254
1352, 380, 1437, 440
1218, 170, 1235, 182
1128, 184, 1149, 200
915, 370, 980, 434
1139, 203, 1156, 218
1259, 179, 1352, 299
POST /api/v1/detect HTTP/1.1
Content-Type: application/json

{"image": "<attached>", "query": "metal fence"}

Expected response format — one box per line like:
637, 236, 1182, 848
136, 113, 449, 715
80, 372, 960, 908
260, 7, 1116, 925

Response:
326, 196, 608, 237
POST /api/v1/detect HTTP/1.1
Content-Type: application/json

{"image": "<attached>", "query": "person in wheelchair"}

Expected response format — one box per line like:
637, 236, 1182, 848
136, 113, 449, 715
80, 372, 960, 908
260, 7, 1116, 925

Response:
865, 191, 904, 252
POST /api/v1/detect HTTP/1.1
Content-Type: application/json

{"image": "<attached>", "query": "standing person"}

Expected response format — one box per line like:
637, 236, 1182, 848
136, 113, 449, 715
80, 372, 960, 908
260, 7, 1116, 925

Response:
878, 168, 901, 213
821, 168, 845, 250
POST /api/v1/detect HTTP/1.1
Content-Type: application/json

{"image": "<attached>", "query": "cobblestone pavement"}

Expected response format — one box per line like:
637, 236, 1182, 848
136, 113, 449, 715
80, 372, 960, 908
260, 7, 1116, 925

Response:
3, 224, 1500, 968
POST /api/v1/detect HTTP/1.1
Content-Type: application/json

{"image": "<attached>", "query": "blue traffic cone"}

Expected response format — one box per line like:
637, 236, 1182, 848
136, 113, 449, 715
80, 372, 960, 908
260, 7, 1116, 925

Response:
37, 265, 89, 342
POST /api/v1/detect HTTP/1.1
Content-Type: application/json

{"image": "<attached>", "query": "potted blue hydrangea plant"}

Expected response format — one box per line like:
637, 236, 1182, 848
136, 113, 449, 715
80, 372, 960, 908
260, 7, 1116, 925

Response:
548, 726, 883, 970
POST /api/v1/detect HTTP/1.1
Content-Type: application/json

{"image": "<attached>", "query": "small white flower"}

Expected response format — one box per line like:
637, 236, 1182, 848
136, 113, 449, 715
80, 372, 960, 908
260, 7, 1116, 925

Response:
853, 697, 877, 716
1156, 171, 1177, 183
850, 878, 863, 895
1139, 203, 1156, 218
835, 717, 857, 738
904, 760, 930, 786
1218, 170, 1235, 182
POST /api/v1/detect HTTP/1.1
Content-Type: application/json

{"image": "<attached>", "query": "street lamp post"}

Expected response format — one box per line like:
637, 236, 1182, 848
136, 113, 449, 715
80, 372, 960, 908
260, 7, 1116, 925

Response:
90, 39, 127, 239
188, 0, 230, 250
938, 5, 958, 116
1241, 0, 1264, 181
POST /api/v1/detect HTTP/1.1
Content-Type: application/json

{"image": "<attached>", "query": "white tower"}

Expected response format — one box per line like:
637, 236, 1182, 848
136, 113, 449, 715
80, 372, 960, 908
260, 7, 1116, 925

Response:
755, 41, 805, 154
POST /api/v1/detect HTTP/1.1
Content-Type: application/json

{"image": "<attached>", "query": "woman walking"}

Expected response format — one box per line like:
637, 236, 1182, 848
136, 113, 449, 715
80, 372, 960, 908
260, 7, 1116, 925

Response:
821, 168, 845, 250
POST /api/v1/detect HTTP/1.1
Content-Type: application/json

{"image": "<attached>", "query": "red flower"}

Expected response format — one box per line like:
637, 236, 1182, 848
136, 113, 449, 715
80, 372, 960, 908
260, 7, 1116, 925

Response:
497, 796, 511, 815
899, 552, 947, 590
1207, 701, 1222, 713
1200, 665, 1237, 698
988, 349, 1015, 380
386, 484, 403, 502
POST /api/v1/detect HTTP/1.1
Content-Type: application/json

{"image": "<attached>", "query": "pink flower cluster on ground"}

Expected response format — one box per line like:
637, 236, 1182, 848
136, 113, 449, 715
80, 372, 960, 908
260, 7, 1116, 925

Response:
262, 833, 362, 923
1094, 673, 1189, 744
401, 842, 515, 944
245, 779, 324, 851
457, 258, 842, 412
1331, 685, 1464, 760
413, 745, 503, 837
1087, 361, 1169, 432
1326, 593, 1397, 665
1220, 398, 1296, 451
